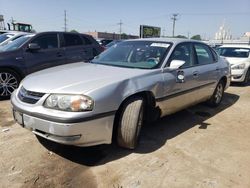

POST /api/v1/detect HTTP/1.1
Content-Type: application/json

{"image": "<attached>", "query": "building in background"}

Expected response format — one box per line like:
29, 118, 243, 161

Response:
215, 23, 232, 41
207, 22, 249, 45
85, 31, 138, 40
0, 15, 5, 30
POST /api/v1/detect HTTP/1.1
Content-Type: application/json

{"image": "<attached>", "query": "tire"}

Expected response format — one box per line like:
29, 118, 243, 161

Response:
207, 80, 225, 107
243, 69, 250, 85
0, 69, 21, 99
117, 97, 144, 149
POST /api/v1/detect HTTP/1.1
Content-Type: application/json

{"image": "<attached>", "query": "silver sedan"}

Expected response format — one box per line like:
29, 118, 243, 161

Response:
11, 38, 231, 149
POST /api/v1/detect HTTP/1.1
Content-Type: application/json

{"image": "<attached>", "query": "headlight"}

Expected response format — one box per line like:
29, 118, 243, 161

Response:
231, 63, 246, 70
44, 94, 94, 112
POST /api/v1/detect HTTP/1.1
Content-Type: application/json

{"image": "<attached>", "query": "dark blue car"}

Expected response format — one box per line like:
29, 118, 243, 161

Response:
0, 31, 103, 99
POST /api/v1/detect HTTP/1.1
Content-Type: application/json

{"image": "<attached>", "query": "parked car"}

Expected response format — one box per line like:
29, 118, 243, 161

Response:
11, 38, 230, 149
217, 45, 250, 84
0, 31, 103, 99
105, 40, 123, 48
0, 32, 14, 44
0, 31, 28, 46
0, 30, 8, 35
97, 38, 113, 47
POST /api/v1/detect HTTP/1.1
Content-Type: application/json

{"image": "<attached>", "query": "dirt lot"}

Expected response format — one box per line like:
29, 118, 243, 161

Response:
0, 84, 250, 188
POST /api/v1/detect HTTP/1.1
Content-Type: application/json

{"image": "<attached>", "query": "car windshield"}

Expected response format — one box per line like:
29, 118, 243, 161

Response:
0, 35, 33, 52
92, 41, 171, 69
217, 47, 250, 58
0, 33, 14, 43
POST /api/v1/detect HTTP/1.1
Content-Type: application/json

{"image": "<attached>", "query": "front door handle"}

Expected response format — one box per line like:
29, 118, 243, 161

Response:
193, 71, 199, 78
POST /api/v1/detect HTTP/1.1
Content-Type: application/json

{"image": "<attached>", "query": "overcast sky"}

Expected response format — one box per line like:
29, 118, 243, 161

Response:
0, 0, 250, 39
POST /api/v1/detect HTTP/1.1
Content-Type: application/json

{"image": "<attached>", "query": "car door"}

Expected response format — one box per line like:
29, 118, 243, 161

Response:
193, 43, 220, 100
23, 33, 65, 74
63, 33, 92, 63
158, 42, 200, 116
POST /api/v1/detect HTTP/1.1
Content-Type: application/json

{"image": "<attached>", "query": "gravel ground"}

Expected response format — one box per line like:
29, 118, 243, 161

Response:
0, 84, 250, 188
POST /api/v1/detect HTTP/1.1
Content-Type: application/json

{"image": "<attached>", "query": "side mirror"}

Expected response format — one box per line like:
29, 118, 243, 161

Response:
28, 43, 40, 51
168, 60, 185, 70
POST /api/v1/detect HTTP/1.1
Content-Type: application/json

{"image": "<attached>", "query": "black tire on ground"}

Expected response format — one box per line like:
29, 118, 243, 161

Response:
117, 97, 144, 149
0, 68, 21, 99
243, 69, 250, 85
207, 80, 225, 107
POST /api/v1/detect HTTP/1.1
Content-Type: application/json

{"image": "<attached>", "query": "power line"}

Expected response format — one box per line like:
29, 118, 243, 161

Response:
171, 13, 179, 37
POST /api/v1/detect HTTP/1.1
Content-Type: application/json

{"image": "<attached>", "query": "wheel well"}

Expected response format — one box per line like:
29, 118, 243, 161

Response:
112, 91, 156, 141
220, 76, 227, 88
0, 67, 24, 80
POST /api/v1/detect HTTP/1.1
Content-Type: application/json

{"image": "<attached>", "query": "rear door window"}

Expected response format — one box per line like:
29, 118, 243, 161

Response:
194, 43, 214, 65
81, 35, 92, 45
63, 33, 83, 47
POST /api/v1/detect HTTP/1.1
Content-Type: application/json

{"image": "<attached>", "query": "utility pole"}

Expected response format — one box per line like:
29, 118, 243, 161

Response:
171, 13, 179, 37
117, 19, 123, 39
64, 10, 67, 32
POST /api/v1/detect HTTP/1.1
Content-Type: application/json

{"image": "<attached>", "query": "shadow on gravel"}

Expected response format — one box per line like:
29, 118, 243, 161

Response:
230, 82, 250, 87
38, 92, 239, 166
0, 96, 10, 101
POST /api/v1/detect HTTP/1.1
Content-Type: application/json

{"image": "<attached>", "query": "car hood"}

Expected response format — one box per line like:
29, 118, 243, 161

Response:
22, 62, 151, 94
225, 57, 250, 65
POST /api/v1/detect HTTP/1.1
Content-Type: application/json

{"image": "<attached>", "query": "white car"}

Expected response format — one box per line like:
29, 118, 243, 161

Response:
217, 45, 250, 84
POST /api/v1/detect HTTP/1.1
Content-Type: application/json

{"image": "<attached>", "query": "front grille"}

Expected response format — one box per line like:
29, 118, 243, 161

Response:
18, 86, 45, 104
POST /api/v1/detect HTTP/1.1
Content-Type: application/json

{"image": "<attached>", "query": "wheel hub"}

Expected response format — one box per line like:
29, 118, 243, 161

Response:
0, 72, 18, 97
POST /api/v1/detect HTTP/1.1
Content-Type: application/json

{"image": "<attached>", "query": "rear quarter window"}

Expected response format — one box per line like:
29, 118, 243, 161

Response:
63, 33, 83, 47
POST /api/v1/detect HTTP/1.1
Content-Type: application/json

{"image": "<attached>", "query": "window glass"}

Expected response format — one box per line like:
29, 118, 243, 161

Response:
32, 34, 58, 49
0, 35, 34, 52
0, 33, 14, 43
169, 43, 193, 68
217, 47, 250, 58
63, 34, 83, 47
194, 44, 214, 65
81, 35, 92, 45
210, 48, 218, 62
92, 41, 170, 69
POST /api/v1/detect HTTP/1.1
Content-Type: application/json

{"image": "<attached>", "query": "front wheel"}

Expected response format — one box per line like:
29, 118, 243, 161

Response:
0, 69, 20, 99
207, 81, 225, 107
243, 69, 250, 85
117, 97, 144, 149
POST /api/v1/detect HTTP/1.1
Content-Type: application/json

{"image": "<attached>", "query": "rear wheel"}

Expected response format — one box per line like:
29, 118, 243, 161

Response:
117, 97, 144, 149
207, 80, 225, 107
0, 69, 20, 99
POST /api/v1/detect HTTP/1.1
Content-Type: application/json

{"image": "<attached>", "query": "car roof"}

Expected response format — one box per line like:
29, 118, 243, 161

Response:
126, 37, 204, 45
2, 31, 29, 34
219, 44, 250, 49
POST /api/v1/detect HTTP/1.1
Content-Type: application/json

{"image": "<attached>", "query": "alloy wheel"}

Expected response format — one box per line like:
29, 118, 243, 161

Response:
0, 72, 19, 97
214, 83, 223, 104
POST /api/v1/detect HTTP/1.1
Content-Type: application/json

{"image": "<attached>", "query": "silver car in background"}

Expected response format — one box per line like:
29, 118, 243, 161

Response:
11, 38, 230, 149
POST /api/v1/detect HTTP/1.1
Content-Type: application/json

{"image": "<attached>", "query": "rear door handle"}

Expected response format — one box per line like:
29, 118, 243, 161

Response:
193, 71, 199, 77
57, 52, 63, 57
216, 66, 220, 71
